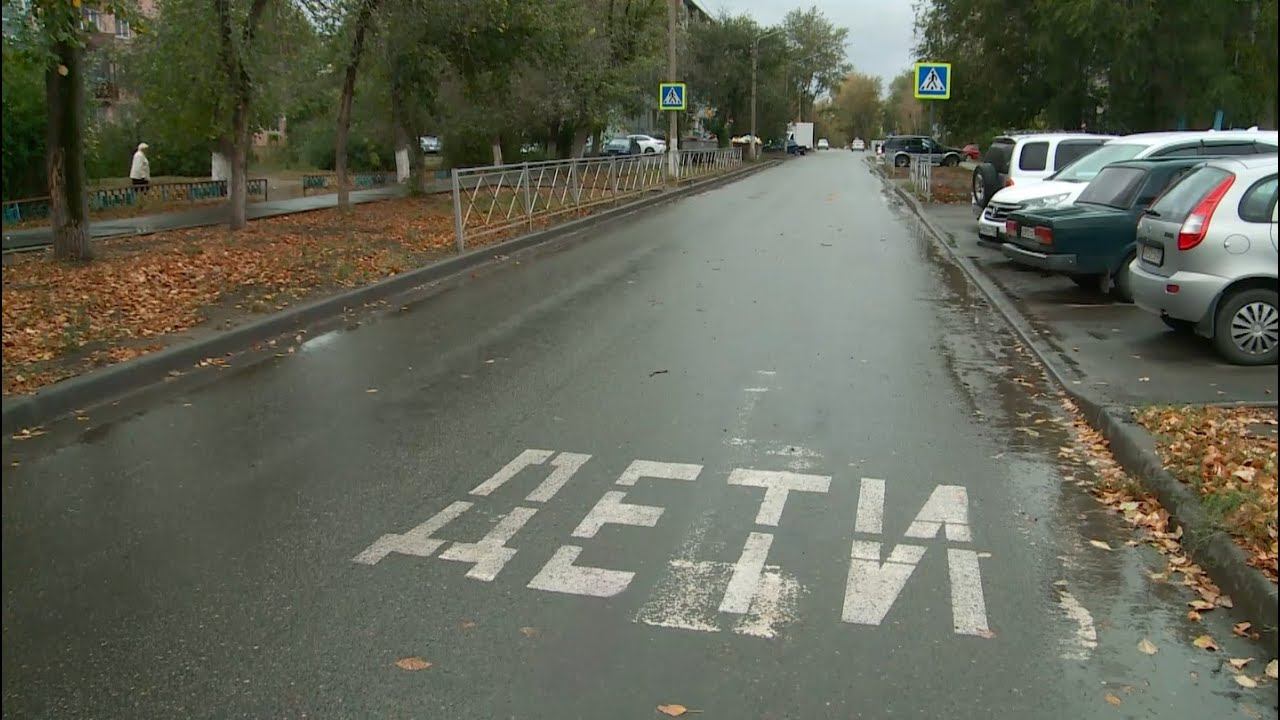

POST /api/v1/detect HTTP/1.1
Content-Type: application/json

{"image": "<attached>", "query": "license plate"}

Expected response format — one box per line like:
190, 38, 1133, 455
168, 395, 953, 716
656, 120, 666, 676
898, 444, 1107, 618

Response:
978, 225, 996, 238
1141, 244, 1164, 265
1020, 226, 1037, 241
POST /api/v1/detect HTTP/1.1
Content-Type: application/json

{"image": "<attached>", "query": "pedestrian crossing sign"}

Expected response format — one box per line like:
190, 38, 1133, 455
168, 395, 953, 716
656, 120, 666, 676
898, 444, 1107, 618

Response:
914, 62, 951, 100
659, 82, 687, 111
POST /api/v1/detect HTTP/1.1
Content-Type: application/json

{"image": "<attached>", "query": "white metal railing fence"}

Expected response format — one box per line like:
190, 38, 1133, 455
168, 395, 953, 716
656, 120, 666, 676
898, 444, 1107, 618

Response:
450, 148, 743, 251
910, 154, 933, 202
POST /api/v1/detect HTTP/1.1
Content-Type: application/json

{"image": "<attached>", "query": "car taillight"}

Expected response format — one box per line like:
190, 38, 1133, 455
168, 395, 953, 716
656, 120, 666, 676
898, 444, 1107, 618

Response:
1035, 226, 1053, 245
1177, 175, 1236, 251
1006, 220, 1019, 236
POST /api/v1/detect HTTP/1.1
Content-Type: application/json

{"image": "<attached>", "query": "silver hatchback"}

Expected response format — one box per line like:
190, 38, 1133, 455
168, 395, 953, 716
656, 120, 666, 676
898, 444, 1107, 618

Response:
1129, 156, 1278, 364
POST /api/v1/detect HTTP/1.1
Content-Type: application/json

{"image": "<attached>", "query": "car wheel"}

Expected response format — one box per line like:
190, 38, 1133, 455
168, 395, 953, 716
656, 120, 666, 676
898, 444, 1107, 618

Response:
1161, 316, 1196, 333
894, 154, 909, 168
1213, 288, 1279, 365
942, 155, 959, 167
644, 148, 655, 154
972, 163, 1000, 209
1109, 255, 1135, 303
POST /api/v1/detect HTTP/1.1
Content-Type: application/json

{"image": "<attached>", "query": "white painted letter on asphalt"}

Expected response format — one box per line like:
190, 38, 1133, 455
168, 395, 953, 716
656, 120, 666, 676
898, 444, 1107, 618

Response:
527, 545, 634, 597
855, 477, 886, 534
947, 548, 991, 636
719, 531, 774, 614
615, 459, 703, 487
470, 449, 555, 497
571, 491, 663, 538
351, 500, 473, 565
841, 540, 926, 625
727, 468, 831, 526
525, 452, 592, 503
437, 506, 538, 581
904, 485, 972, 542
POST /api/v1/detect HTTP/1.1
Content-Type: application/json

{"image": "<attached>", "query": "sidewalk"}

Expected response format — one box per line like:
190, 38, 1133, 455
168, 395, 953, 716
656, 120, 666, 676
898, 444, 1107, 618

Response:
918, 201, 1277, 406
2, 185, 416, 252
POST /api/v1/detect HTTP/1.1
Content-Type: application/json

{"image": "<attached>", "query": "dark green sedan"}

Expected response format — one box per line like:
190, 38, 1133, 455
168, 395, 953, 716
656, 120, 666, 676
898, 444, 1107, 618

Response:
1000, 158, 1206, 301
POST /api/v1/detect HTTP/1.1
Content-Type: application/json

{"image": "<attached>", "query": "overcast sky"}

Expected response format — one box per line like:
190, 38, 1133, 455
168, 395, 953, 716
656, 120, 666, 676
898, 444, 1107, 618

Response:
708, 1, 918, 86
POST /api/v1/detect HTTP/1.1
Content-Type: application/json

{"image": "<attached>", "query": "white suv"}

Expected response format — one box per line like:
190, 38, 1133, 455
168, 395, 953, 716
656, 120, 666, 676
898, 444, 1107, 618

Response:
971, 133, 1115, 212
976, 129, 1279, 242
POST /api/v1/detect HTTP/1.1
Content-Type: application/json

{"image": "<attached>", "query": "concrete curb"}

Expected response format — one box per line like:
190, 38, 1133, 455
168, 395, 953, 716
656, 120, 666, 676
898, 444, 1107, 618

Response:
2, 161, 776, 434
883, 177, 1279, 634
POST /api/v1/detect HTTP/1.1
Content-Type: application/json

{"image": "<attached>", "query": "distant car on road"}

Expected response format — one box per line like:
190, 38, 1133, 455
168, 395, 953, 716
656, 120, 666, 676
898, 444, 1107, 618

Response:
628, 134, 667, 154
817, 138, 830, 150
851, 138, 866, 151
882, 135, 966, 168
419, 135, 441, 154
1130, 155, 1278, 365
1001, 157, 1207, 301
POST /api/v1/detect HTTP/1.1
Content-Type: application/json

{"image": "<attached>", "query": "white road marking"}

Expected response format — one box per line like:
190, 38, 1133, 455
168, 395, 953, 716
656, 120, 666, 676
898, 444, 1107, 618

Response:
615, 459, 703, 487
764, 445, 823, 471
904, 485, 972, 542
946, 548, 991, 636
437, 506, 538, 581
742, 387, 770, 393
635, 559, 727, 633
571, 491, 663, 538
525, 452, 591, 502
727, 468, 832, 526
855, 477, 886, 534
841, 540, 926, 625
733, 568, 804, 639
719, 532, 774, 614
351, 501, 473, 565
756, 370, 777, 376
527, 545, 634, 597
1056, 588, 1098, 659
469, 449, 554, 496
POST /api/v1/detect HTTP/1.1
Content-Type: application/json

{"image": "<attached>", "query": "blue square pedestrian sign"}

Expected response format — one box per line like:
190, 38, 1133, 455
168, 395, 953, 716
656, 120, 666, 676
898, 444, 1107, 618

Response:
659, 82, 686, 111
913, 62, 951, 100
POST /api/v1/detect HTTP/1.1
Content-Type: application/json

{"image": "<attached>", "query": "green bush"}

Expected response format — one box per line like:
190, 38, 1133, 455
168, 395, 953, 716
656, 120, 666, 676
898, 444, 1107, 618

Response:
2, 45, 47, 200
296, 120, 394, 172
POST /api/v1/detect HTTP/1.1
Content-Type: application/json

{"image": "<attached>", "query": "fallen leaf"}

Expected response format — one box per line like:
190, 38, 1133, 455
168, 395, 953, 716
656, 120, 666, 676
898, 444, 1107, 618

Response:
1192, 634, 1219, 652
1266, 659, 1278, 679
394, 656, 432, 671
657, 704, 689, 716
1138, 638, 1158, 655
1232, 622, 1252, 637
1187, 610, 1203, 622
1228, 658, 1253, 671
1234, 675, 1258, 689
1188, 599, 1216, 611
519, 627, 539, 638
460, 620, 477, 630
1104, 693, 1122, 706
366, 388, 378, 393
1089, 539, 1114, 551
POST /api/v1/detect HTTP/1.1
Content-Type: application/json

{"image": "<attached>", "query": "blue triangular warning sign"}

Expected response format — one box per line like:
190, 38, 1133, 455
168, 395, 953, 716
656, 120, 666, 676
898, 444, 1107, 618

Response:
920, 68, 945, 92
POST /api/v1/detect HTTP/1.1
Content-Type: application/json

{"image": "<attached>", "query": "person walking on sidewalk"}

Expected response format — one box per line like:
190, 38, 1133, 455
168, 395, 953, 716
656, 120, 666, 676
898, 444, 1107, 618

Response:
130, 143, 151, 188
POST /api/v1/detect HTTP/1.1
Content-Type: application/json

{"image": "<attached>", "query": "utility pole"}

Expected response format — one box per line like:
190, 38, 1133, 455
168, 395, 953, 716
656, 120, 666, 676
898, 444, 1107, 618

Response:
750, 29, 782, 161
667, 0, 679, 180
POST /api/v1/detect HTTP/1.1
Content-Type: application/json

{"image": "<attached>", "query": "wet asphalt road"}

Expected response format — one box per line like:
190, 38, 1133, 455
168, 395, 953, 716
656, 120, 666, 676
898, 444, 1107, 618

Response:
3, 152, 1277, 719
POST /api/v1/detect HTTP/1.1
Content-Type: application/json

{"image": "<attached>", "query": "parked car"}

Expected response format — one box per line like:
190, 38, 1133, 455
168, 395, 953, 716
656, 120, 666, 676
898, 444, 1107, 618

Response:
603, 137, 641, 156
1129, 155, 1278, 365
763, 138, 785, 153
817, 138, 831, 150
628, 134, 667, 154
1001, 158, 1208, 301
972, 133, 1114, 215
977, 129, 1278, 242
882, 135, 966, 168
787, 137, 807, 156
419, 135, 442, 154
851, 138, 866, 151
962, 143, 981, 161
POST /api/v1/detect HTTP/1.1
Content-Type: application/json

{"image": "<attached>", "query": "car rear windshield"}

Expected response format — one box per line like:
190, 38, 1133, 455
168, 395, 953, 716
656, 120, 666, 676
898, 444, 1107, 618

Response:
1148, 167, 1234, 223
1053, 141, 1104, 169
1077, 166, 1148, 208
1052, 143, 1145, 183
984, 140, 1014, 174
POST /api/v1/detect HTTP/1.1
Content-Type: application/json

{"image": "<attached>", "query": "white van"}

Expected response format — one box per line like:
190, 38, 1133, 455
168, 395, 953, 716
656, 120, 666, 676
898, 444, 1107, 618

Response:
977, 129, 1280, 242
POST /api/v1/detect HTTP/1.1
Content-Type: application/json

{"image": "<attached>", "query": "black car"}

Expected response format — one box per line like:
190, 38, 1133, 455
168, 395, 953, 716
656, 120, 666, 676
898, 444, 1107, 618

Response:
786, 138, 806, 156
882, 135, 964, 168
763, 139, 785, 153
602, 137, 641, 156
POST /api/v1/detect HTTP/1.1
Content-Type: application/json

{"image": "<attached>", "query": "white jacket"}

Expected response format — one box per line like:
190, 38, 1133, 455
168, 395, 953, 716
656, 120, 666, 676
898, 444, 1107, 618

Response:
130, 151, 150, 180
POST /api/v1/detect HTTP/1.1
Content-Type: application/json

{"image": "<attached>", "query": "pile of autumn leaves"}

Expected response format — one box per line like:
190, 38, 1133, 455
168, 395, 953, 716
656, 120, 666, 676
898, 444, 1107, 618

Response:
1, 198, 458, 395
1136, 405, 1279, 583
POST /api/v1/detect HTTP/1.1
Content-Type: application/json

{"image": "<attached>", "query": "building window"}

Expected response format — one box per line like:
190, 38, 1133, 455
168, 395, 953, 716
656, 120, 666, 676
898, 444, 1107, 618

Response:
115, 19, 131, 38
83, 8, 101, 31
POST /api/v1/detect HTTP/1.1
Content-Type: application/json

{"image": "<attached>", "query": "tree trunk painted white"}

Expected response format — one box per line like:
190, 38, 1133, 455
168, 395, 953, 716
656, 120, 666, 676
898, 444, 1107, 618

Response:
211, 151, 231, 181
395, 147, 410, 183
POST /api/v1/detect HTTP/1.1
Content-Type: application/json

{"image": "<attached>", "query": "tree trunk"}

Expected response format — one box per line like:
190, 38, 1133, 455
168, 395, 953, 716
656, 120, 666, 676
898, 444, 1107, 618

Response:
589, 126, 603, 159
572, 127, 591, 158
336, 0, 378, 211
491, 135, 504, 166
46, 39, 92, 261
228, 105, 250, 230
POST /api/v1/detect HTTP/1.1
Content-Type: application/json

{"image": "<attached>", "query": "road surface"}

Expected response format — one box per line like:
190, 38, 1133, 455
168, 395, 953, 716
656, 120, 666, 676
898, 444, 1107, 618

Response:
4, 152, 1275, 718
